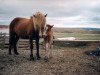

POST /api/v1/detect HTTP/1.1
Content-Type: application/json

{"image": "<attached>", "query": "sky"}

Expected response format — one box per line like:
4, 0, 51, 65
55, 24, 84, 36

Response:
0, 0, 100, 28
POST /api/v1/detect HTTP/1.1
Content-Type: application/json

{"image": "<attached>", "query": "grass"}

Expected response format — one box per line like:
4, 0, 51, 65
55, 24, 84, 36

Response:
54, 32, 100, 40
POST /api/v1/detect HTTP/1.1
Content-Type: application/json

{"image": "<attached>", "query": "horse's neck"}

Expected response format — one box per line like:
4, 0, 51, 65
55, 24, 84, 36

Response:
46, 29, 52, 35
30, 18, 34, 28
47, 28, 52, 31
27, 19, 35, 34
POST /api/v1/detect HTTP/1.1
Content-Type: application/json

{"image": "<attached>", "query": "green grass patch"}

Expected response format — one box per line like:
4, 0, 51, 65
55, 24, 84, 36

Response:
54, 33, 100, 40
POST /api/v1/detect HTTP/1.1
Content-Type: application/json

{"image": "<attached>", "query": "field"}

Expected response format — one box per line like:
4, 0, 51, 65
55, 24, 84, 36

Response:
53, 28, 100, 40
0, 27, 100, 75
0, 43, 100, 75
54, 32, 100, 40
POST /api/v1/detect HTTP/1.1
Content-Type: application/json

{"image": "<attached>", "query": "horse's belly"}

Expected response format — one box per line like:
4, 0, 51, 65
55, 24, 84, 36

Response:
17, 31, 29, 39
20, 35, 29, 39
15, 29, 36, 39
18, 33, 35, 39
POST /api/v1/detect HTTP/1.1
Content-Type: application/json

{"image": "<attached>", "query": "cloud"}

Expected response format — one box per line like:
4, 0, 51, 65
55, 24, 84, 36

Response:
0, 0, 100, 28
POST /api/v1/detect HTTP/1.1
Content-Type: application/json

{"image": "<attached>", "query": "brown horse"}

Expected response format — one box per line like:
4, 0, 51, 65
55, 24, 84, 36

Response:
44, 24, 54, 62
9, 12, 47, 60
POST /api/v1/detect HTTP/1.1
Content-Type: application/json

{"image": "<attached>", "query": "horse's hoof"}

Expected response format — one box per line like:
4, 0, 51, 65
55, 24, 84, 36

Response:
15, 52, 19, 55
30, 57, 35, 61
8, 52, 12, 55
44, 56, 49, 62
37, 56, 41, 60
30, 54, 35, 61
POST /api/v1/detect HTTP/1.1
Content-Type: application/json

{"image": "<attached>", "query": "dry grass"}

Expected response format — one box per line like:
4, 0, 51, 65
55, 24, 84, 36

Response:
0, 43, 100, 75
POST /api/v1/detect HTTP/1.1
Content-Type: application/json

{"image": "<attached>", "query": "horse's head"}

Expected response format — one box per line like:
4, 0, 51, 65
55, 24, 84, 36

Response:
32, 12, 47, 37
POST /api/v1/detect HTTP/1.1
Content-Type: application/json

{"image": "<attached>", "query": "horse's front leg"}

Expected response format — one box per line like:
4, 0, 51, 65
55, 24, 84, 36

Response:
29, 36, 34, 61
41, 26, 45, 38
36, 36, 41, 60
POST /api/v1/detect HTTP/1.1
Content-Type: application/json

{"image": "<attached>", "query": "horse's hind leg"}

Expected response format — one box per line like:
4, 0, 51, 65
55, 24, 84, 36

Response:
29, 36, 34, 60
13, 35, 19, 55
9, 35, 14, 55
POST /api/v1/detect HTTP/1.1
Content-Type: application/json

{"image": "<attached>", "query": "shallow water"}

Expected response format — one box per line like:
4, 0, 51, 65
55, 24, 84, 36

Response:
0, 28, 9, 34
57, 37, 76, 40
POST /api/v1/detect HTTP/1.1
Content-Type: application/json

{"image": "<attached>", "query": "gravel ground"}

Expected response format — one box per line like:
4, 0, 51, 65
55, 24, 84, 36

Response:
0, 43, 100, 75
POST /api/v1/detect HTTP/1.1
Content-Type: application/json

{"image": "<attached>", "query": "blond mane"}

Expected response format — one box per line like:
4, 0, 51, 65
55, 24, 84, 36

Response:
33, 12, 46, 36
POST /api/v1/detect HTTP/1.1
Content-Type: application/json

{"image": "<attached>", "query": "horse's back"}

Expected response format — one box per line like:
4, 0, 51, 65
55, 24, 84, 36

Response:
10, 17, 29, 27
9, 17, 32, 37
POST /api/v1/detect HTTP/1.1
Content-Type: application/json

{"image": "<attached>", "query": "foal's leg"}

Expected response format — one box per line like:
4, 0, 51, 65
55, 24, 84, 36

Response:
48, 43, 51, 58
49, 42, 52, 58
13, 35, 19, 55
29, 36, 34, 60
44, 42, 47, 58
36, 36, 41, 60
44, 43, 49, 62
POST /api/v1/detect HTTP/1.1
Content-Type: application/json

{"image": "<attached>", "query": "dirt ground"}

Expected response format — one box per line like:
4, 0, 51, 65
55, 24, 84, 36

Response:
0, 43, 100, 75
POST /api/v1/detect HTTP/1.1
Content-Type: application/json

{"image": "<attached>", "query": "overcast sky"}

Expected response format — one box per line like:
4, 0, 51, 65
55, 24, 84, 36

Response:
0, 0, 100, 28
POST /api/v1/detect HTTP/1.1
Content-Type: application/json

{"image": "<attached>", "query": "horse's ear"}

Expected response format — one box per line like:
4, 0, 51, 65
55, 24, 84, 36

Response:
34, 15, 36, 18
52, 25, 54, 27
30, 16, 33, 19
45, 14, 47, 17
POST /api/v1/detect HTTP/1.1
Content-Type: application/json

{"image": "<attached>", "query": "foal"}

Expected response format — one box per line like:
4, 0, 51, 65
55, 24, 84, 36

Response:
44, 24, 54, 61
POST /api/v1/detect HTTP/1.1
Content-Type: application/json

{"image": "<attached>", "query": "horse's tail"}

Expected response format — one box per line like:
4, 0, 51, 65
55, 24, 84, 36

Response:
9, 17, 21, 43
9, 18, 19, 46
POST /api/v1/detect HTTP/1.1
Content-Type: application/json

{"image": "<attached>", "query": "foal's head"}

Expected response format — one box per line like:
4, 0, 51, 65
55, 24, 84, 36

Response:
45, 24, 54, 35
46, 24, 54, 30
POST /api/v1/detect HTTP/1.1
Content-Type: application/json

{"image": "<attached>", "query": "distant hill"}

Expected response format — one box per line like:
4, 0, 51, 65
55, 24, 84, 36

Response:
0, 25, 9, 29
82, 28, 100, 31
53, 27, 100, 34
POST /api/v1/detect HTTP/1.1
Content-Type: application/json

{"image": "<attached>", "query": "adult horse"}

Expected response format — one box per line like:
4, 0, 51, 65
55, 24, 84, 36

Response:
8, 12, 47, 60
